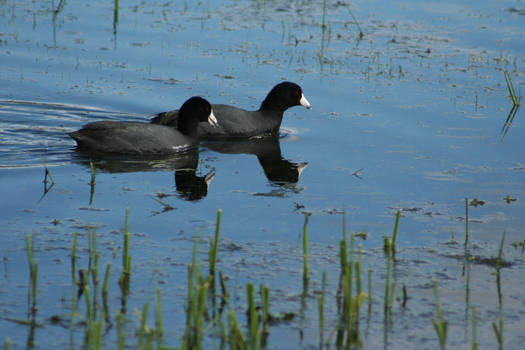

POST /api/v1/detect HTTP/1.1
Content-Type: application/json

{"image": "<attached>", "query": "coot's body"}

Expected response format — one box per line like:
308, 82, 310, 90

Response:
151, 82, 311, 139
69, 97, 217, 155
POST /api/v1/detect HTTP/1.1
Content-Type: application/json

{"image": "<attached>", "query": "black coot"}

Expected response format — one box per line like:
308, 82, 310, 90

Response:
69, 97, 217, 155
151, 81, 311, 139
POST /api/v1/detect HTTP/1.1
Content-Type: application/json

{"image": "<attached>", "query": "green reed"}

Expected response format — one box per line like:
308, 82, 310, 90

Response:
122, 209, 131, 278
383, 246, 396, 313
4, 337, 10, 350
496, 231, 505, 271
260, 285, 270, 347
85, 310, 105, 350
356, 245, 363, 296
41, 166, 56, 199
492, 231, 505, 350
321, 0, 328, 29
246, 283, 259, 350
151, 197, 174, 212
432, 280, 448, 350
71, 232, 78, 284
88, 227, 99, 318
384, 209, 401, 256
317, 271, 327, 348
492, 315, 504, 350
495, 231, 505, 307
384, 211, 401, 314
113, 0, 119, 37
25, 235, 38, 312
337, 231, 365, 348
367, 269, 373, 311
302, 212, 311, 285
89, 161, 96, 206
84, 283, 94, 324
343, 0, 364, 38
155, 288, 163, 346
44, 166, 55, 186
209, 209, 223, 284
228, 308, 247, 350
70, 232, 79, 341
180, 234, 210, 350
464, 198, 469, 248
136, 302, 154, 350
471, 306, 478, 350
116, 312, 126, 350
504, 70, 520, 107
102, 263, 111, 323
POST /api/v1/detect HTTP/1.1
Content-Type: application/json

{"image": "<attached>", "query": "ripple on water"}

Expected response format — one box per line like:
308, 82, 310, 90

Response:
0, 100, 144, 168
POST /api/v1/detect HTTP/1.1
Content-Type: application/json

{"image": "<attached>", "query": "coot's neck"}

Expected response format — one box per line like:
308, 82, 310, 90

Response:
177, 116, 200, 139
259, 92, 290, 113
258, 96, 286, 121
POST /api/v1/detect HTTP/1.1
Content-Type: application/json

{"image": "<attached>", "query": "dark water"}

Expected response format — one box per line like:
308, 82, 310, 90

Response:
1, 0, 524, 349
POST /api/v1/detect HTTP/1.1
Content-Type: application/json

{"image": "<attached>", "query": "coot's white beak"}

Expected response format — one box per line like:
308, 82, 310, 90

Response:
208, 109, 218, 127
300, 93, 311, 109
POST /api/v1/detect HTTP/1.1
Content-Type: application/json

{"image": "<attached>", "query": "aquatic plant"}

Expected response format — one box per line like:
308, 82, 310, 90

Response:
25, 235, 38, 313
227, 308, 247, 350
302, 212, 311, 285
367, 269, 372, 312
89, 161, 96, 206
471, 306, 478, 350
492, 315, 504, 350
101, 263, 111, 324
321, 0, 328, 30
119, 209, 131, 285
383, 210, 401, 314
336, 231, 366, 348
383, 245, 396, 313
6, 204, 524, 349
495, 231, 505, 307
317, 271, 327, 348
85, 309, 105, 350
116, 312, 126, 350
343, 0, 364, 38
492, 231, 505, 350
135, 302, 155, 350
246, 283, 260, 350
432, 280, 448, 350
40, 166, 56, 199
260, 285, 270, 347
70, 232, 79, 338
501, 71, 521, 139
464, 197, 469, 248
155, 288, 164, 345
209, 209, 223, 287
383, 209, 401, 256
152, 196, 174, 212
113, 0, 119, 38
504, 71, 520, 107
180, 234, 211, 350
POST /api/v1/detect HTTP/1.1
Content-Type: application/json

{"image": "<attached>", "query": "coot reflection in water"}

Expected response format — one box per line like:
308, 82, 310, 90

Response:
71, 135, 306, 201
202, 135, 307, 186
71, 148, 213, 201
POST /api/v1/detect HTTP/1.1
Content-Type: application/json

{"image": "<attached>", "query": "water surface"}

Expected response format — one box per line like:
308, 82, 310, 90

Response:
1, 0, 524, 349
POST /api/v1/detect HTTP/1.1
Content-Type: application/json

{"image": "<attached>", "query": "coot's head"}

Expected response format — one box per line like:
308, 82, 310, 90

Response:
178, 96, 218, 138
179, 96, 218, 127
260, 81, 311, 112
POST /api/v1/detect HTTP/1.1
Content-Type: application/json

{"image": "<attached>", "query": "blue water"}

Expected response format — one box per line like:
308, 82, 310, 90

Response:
1, 0, 524, 349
